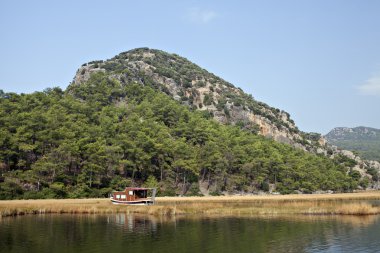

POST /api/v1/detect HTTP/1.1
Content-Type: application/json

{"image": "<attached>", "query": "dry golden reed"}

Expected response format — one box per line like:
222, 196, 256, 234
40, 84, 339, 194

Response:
1, 191, 380, 218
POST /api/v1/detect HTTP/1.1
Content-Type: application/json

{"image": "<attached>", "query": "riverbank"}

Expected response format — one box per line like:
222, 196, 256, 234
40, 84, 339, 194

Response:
1, 191, 380, 217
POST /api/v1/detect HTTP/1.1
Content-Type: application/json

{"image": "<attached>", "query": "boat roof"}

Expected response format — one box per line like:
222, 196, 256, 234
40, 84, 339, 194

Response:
124, 187, 154, 191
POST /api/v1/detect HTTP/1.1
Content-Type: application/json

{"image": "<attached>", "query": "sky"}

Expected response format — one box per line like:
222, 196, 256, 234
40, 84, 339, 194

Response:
1, 0, 380, 134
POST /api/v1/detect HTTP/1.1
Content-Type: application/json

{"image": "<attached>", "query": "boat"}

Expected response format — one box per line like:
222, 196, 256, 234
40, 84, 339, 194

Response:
110, 187, 157, 205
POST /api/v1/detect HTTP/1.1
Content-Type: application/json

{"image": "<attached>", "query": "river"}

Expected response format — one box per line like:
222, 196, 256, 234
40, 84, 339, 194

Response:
1, 213, 380, 253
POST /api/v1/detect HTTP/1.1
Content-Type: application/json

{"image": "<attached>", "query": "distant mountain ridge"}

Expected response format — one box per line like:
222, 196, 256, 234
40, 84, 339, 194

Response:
325, 126, 380, 161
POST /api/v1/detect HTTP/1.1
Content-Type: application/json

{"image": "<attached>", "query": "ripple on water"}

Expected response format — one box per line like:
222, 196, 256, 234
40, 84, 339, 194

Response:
0, 214, 380, 253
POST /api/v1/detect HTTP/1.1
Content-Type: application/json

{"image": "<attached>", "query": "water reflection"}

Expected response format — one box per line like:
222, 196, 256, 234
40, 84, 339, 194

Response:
0, 214, 379, 253
107, 213, 163, 233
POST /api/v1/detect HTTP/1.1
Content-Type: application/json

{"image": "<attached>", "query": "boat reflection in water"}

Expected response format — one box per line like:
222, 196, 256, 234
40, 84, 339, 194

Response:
107, 213, 174, 233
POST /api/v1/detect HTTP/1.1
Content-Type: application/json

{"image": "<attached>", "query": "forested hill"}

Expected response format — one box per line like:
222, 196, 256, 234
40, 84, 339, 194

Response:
71, 48, 324, 151
0, 48, 376, 199
325, 127, 380, 161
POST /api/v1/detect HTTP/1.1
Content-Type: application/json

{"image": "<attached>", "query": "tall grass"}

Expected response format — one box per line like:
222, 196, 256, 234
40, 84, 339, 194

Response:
1, 191, 380, 218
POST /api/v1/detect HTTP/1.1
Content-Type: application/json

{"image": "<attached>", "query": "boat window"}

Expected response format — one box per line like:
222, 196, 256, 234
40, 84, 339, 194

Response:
135, 190, 147, 198
116, 194, 120, 199
128, 191, 133, 195
121, 195, 126, 199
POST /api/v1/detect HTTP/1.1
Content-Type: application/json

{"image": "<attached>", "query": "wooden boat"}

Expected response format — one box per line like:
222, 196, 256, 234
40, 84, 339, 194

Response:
110, 187, 157, 205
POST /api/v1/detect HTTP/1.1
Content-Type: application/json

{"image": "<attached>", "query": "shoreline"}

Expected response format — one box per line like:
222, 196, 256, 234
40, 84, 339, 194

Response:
1, 191, 380, 218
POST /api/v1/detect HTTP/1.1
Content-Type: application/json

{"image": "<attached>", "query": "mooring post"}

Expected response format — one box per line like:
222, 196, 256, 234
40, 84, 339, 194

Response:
152, 188, 157, 205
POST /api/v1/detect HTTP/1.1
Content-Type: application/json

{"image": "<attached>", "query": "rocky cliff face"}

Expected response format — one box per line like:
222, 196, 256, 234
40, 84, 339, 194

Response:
330, 146, 380, 172
70, 48, 323, 152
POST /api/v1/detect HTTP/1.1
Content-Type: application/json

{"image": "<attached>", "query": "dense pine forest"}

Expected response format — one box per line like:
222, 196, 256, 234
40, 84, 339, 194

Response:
0, 70, 364, 199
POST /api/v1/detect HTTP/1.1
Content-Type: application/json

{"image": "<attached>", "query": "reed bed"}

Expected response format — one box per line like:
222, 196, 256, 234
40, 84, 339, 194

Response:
1, 191, 380, 218
157, 191, 380, 203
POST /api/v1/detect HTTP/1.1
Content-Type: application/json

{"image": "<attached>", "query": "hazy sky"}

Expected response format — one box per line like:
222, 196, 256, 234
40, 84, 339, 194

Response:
1, 0, 380, 134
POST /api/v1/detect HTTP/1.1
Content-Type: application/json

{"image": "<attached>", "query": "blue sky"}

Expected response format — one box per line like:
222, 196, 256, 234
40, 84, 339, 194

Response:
1, 0, 380, 134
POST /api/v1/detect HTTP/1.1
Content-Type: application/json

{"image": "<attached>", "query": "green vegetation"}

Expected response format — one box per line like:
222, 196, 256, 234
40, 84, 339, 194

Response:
325, 127, 380, 161
0, 71, 362, 199
91, 48, 300, 135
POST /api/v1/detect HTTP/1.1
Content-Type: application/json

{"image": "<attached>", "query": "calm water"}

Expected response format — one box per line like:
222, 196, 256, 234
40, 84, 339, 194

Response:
1, 214, 380, 253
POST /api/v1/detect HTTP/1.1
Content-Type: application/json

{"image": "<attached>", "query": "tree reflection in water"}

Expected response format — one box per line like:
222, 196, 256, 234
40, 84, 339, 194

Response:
0, 214, 379, 253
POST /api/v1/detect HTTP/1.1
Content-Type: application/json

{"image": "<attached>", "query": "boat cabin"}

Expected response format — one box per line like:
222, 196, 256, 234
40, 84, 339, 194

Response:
111, 187, 156, 205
